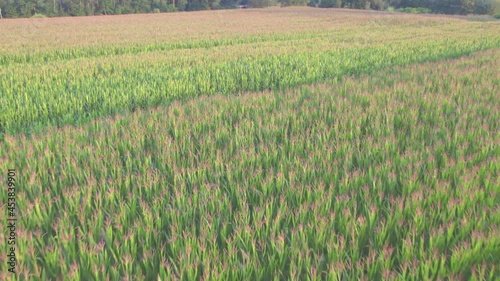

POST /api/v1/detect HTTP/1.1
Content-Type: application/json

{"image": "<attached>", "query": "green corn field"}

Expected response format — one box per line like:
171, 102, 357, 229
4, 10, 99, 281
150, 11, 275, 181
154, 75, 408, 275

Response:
0, 7, 499, 281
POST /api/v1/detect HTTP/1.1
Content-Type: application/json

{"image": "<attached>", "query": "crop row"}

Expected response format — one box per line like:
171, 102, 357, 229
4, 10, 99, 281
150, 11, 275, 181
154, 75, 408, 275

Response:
1, 36, 499, 136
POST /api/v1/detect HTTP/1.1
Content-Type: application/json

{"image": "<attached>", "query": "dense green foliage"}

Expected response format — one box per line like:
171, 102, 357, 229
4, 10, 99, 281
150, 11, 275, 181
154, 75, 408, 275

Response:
247, 0, 277, 7
279, 0, 308, 7
2, 38, 499, 136
315, 0, 496, 13
395, 6, 432, 13
0, 0, 496, 17
0, 0, 226, 17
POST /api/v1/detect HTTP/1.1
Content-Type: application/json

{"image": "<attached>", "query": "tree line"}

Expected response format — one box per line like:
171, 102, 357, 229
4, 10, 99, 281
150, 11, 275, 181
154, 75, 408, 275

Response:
311, 0, 495, 14
0, 0, 496, 18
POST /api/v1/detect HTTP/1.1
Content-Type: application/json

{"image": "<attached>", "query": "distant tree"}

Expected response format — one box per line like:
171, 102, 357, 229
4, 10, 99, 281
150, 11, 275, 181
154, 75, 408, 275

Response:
248, 0, 275, 7
460, 0, 474, 13
0, 0, 496, 17
175, 0, 187, 10
151, 0, 167, 11
186, 0, 208, 10
131, 0, 150, 12
115, 0, 134, 14
318, 0, 341, 7
279, 0, 308, 6
13, 0, 30, 17
220, 0, 238, 8
475, 0, 494, 13
0, 0, 18, 17
98, 0, 114, 14
208, 0, 220, 9
307, 0, 319, 6
58, 0, 85, 15
367, 0, 386, 9
40, 0, 57, 16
